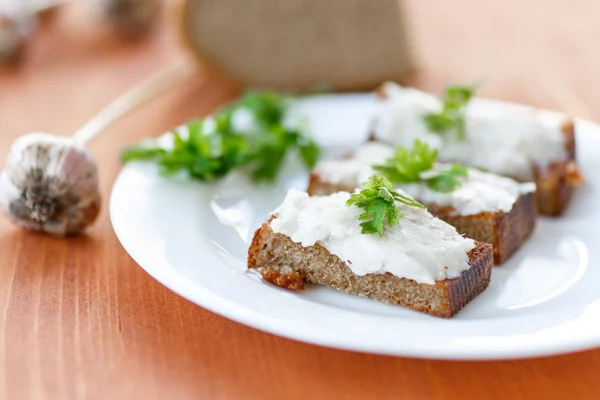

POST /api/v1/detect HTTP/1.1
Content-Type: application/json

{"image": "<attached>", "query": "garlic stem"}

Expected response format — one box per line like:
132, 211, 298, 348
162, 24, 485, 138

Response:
4, 0, 70, 18
24, 0, 71, 16
72, 59, 195, 145
0, 54, 196, 236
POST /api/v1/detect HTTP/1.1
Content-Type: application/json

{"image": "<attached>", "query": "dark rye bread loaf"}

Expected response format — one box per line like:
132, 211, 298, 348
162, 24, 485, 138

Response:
178, 0, 416, 91
307, 174, 536, 265
248, 221, 494, 318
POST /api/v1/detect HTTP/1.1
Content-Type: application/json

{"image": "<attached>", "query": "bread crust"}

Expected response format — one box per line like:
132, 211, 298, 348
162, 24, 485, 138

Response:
248, 222, 493, 318
425, 192, 535, 264
307, 173, 535, 264
531, 121, 583, 216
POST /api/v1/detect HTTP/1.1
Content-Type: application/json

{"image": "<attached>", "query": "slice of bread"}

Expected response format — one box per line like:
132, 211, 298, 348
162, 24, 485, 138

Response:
371, 83, 583, 217
425, 195, 535, 265
307, 173, 535, 265
248, 220, 493, 318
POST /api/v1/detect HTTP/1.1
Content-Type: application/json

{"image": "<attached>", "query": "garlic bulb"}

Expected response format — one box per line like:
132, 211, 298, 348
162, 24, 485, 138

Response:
0, 132, 101, 236
0, 14, 25, 64
0, 57, 192, 238
98, 0, 161, 35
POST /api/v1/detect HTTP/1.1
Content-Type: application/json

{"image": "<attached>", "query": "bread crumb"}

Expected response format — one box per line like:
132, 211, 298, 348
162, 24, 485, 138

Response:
261, 267, 304, 290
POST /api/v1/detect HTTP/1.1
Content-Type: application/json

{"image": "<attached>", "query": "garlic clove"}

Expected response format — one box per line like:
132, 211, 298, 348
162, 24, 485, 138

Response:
0, 14, 27, 64
0, 132, 101, 236
96, 0, 162, 36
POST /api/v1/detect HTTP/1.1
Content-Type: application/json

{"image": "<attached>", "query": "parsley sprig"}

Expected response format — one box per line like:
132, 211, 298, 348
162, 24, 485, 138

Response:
373, 140, 468, 193
346, 175, 424, 237
422, 85, 475, 141
120, 91, 320, 183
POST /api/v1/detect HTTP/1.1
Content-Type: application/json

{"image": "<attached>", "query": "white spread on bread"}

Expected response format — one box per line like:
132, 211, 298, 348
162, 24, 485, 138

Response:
372, 82, 569, 180
313, 142, 535, 216
270, 189, 475, 285
314, 142, 395, 187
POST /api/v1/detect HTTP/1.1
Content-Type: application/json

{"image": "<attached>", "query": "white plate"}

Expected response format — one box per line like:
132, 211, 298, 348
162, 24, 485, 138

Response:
110, 93, 600, 360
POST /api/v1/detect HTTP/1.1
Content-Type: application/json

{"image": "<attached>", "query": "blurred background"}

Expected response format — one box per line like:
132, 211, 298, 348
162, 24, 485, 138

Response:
1, 0, 599, 125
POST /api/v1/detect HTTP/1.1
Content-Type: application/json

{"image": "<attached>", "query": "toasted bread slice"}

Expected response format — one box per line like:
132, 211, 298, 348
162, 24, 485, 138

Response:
248, 221, 493, 318
424, 194, 535, 265
307, 141, 537, 264
371, 83, 583, 217
308, 173, 535, 265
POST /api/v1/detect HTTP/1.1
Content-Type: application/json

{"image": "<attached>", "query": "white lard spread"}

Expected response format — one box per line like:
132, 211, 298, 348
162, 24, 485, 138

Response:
314, 142, 535, 216
372, 82, 569, 180
270, 189, 475, 285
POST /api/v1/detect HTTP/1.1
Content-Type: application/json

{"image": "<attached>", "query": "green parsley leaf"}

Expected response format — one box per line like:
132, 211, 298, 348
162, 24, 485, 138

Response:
423, 84, 476, 141
120, 90, 320, 183
346, 175, 424, 237
120, 145, 166, 163
373, 140, 437, 183
298, 136, 320, 168
423, 163, 468, 193
244, 124, 320, 182
245, 125, 291, 182
373, 140, 468, 193
159, 127, 239, 181
239, 90, 286, 127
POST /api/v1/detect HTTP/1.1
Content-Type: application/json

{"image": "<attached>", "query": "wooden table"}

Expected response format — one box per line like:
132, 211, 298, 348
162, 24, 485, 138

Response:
1, 2, 600, 399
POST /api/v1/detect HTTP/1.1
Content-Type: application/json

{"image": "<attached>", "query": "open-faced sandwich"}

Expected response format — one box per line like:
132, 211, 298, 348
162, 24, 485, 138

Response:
371, 82, 583, 216
308, 141, 536, 264
248, 177, 494, 318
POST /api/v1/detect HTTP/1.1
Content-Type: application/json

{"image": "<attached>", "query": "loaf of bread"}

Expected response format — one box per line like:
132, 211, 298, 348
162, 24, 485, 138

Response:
178, 0, 416, 91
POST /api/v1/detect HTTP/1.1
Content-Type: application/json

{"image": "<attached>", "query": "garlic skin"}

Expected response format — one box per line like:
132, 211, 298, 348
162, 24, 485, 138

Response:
0, 14, 26, 64
98, 0, 161, 36
0, 132, 101, 236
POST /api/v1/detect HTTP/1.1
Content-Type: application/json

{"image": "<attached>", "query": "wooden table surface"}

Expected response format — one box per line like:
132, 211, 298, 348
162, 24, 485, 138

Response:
2, 2, 600, 399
